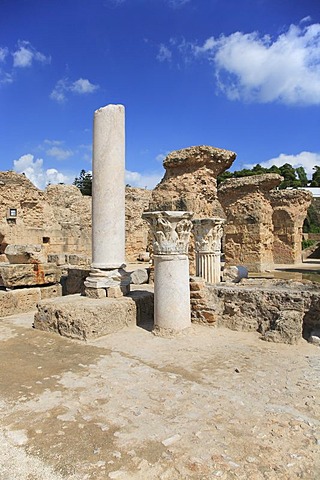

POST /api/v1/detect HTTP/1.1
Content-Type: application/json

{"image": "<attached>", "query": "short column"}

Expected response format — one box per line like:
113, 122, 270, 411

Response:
193, 217, 225, 284
85, 104, 129, 298
142, 211, 193, 335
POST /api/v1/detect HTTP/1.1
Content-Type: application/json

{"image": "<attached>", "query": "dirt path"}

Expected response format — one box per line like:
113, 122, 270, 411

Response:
0, 312, 319, 479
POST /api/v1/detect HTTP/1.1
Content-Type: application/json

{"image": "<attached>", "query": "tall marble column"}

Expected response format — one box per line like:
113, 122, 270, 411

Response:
192, 217, 225, 284
142, 211, 193, 334
85, 104, 129, 297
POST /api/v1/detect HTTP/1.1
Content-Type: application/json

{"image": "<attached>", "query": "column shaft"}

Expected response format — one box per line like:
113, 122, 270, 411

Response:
92, 104, 125, 269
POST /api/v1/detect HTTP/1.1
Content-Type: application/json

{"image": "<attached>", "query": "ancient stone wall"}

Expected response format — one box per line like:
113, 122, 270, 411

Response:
0, 171, 152, 264
268, 189, 312, 264
190, 276, 320, 345
218, 174, 282, 272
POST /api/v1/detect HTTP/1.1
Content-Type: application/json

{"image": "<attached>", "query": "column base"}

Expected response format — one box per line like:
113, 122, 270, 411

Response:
84, 267, 130, 297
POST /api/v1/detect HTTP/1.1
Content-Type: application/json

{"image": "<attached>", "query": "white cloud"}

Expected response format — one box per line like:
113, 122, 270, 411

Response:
13, 153, 74, 189
0, 70, 13, 85
168, 0, 190, 7
12, 40, 50, 68
245, 151, 320, 178
0, 47, 8, 62
46, 147, 74, 160
192, 20, 320, 105
157, 44, 172, 62
50, 77, 99, 103
125, 170, 163, 189
71, 78, 99, 94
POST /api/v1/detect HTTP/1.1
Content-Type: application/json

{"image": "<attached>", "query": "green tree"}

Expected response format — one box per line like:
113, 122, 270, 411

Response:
310, 166, 320, 187
73, 169, 92, 196
278, 163, 300, 189
295, 166, 308, 187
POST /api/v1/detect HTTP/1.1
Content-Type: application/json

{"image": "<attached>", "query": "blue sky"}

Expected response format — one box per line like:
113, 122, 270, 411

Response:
0, 0, 319, 189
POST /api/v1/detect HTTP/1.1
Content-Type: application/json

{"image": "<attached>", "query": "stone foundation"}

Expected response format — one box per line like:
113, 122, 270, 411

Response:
190, 277, 320, 344
34, 288, 154, 340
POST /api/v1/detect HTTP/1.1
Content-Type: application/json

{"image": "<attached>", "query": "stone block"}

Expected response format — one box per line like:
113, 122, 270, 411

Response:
34, 289, 154, 340
0, 263, 61, 288
106, 286, 123, 298
0, 288, 41, 317
5, 244, 46, 264
129, 268, 148, 285
47, 254, 67, 266
84, 287, 107, 298
40, 283, 62, 299
222, 265, 248, 283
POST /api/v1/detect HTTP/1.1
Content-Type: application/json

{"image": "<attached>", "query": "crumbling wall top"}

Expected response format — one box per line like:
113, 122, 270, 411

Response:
163, 145, 236, 177
218, 173, 283, 196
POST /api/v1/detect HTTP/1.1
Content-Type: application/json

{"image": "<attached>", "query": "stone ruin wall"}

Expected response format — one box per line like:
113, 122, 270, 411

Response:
0, 171, 151, 265
0, 161, 314, 273
218, 174, 282, 272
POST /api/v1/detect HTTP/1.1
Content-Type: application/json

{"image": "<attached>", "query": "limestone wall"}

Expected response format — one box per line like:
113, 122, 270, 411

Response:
190, 276, 320, 345
0, 171, 152, 264
218, 174, 282, 272
268, 189, 312, 264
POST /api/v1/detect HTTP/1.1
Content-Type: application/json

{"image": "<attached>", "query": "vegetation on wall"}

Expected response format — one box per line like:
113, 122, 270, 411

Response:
73, 169, 92, 196
217, 163, 320, 189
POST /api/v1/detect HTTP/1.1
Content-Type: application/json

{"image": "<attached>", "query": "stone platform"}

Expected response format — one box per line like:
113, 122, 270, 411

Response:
34, 286, 154, 340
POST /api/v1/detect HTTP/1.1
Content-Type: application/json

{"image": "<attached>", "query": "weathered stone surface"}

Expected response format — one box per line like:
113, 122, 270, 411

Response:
0, 288, 41, 316
0, 171, 154, 266
4, 244, 46, 264
129, 268, 149, 285
218, 173, 283, 272
125, 187, 152, 262
150, 145, 236, 218
193, 278, 320, 344
0, 263, 61, 288
222, 265, 248, 283
268, 189, 312, 264
39, 283, 62, 299
34, 289, 154, 340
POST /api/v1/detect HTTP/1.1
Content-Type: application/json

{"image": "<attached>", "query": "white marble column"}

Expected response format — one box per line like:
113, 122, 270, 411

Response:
192, 217, 225, 284
85, 104, 129, 297
142, 211, 193, 335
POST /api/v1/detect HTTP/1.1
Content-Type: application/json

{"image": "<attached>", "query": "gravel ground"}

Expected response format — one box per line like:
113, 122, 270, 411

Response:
0, 311, 319, 479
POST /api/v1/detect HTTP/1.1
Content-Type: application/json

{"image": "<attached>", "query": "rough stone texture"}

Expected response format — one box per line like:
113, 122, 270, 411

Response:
150, 145, 236, 217
0, 263, 61, 288
190, 276, 218, 325
0, 171, 153, 265
34, 288, 154, 340
219, 173, 283, 272
4, 244, 46, 264
125, 187, 152, 262
0, 284, 61, 317
222, 265, 249, 283
268, 189, 312, 264
192, 278, 320, 344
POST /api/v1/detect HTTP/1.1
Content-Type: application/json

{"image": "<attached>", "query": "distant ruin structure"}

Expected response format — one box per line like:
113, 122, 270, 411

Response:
218, 174, 283, 272
268, 189, 312, 264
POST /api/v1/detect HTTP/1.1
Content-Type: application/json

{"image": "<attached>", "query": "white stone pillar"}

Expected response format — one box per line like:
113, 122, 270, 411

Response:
142, 211, 193, 335
85, 104, 129, 297
193, 218, 225, 284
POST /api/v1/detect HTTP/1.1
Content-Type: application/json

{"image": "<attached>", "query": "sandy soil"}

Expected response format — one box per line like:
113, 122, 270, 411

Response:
0, 310, 319, 479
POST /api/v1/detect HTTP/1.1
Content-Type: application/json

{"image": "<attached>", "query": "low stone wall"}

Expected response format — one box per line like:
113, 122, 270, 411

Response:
0, 284, 62, 317
190, 277, 320, 344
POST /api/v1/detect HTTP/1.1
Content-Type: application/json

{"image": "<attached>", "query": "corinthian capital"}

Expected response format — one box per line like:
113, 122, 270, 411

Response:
142, 211, 193, 255
193, 217, 225, 253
